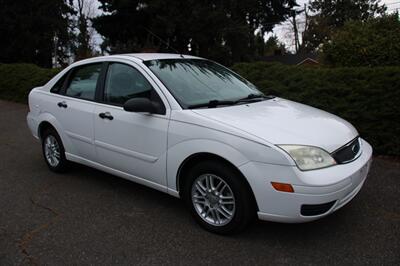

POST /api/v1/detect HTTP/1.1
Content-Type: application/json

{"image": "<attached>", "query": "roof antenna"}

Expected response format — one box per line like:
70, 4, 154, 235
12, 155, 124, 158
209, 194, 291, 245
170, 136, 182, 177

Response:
142, 27, 184, 58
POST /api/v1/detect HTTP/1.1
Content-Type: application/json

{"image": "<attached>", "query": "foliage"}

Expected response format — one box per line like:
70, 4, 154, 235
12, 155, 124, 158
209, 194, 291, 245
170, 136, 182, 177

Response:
72, 0, 97, 60
322, 15, 400, 67
0, 0, 75, 68
0, 64, 59, 103
92, 0, 297, 65
255, 36, 288, 57
232, 62, 400, 156
1, 62, 399, 156
303, 0, 386, 51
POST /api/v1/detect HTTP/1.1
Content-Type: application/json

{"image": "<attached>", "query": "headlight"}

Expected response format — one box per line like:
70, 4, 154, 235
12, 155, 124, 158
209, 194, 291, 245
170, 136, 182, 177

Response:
277, 145, 336, 171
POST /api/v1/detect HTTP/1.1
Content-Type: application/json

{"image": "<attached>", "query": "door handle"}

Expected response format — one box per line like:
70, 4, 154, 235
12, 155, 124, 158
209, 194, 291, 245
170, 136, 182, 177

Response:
99, 112, 114, 120
57, 101, 67, 108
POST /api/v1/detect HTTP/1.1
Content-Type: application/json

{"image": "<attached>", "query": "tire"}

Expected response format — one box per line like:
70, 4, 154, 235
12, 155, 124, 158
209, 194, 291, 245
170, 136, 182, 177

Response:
41, 127, 69, 172
182, 160, 256, 234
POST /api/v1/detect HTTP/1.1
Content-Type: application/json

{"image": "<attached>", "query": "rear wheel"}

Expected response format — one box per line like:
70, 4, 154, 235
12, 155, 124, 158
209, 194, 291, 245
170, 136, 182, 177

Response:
41, 128, 68, 172
183, 160, 256, 234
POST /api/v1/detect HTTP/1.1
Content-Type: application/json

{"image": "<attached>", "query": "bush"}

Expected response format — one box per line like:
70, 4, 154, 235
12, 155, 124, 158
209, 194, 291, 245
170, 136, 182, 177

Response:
0, 63, 59, 103
0, 62, 399, 156
232, 62, 400, 156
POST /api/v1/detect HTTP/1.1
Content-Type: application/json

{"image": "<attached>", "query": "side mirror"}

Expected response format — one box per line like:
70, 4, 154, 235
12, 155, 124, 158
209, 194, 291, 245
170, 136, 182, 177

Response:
123, 98, 158, 113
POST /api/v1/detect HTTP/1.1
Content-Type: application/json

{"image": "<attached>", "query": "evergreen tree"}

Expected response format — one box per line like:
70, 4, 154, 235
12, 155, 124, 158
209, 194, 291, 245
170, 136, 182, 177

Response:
254, 35, 287, 57
73, 0, 96, 60
0, 0, 75, 67
93, 0, 297, 65
323, 14, 400, 66
303, 0, 386, 51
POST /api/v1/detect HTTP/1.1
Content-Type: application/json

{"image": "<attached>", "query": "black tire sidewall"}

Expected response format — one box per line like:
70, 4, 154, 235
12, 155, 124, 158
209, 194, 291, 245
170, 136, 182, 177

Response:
183, 160, 255, 234
41, 128, 68, 172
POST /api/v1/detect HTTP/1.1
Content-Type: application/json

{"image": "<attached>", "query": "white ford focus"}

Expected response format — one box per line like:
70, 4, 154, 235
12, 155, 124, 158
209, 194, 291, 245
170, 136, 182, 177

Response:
27, 53, 372, 234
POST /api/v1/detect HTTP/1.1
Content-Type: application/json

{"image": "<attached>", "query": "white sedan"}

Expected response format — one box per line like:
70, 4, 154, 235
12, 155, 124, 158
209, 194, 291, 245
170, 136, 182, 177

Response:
27, 53, 372, 234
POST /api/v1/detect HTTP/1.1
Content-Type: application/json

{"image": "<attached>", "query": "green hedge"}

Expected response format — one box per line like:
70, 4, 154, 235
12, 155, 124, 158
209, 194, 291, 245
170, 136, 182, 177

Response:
232, 62, 400, 156
0, 62, 399, 156
0, 64, 59, 103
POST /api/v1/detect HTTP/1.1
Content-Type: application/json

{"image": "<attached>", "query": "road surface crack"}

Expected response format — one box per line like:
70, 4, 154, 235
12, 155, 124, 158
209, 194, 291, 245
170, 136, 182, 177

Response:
18, 183, 61, 265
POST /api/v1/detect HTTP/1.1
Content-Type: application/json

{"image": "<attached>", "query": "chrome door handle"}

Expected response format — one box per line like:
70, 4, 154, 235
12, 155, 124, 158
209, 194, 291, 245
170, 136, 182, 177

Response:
99, 112, 113, 120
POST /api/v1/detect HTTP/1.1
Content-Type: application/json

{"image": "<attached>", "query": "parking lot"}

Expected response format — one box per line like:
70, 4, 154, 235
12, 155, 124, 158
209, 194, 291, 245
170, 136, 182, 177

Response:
0, 100, 399, 265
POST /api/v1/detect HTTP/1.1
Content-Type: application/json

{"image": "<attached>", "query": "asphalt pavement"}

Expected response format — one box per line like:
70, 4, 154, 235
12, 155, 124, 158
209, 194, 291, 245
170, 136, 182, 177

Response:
0, 100, 399, 265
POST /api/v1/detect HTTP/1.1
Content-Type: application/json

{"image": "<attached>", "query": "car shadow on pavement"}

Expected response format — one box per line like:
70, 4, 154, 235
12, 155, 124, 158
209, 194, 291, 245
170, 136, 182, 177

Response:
66, 161, 353, 239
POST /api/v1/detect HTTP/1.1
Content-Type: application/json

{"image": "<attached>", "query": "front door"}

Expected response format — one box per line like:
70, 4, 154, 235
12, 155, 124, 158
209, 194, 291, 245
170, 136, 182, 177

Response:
94, 62, 169, 187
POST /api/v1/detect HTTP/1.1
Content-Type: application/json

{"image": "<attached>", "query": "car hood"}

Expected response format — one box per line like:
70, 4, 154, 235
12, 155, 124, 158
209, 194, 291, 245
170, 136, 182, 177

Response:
191, 98, 358, 153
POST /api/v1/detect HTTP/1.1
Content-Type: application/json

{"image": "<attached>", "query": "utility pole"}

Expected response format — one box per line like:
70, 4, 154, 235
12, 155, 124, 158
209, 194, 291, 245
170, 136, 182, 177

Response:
304, 3, 308, 31
53, 33, 58, 68
292, 10, 300, 53
301, 3, 308, 52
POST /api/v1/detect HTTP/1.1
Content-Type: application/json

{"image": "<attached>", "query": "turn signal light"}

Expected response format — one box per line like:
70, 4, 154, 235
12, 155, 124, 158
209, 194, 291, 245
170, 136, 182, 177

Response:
271, 182, 294, 193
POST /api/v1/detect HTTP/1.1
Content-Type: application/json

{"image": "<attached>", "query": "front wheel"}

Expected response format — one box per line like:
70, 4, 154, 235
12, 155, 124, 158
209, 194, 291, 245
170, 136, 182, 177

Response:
183, 161, 256, 234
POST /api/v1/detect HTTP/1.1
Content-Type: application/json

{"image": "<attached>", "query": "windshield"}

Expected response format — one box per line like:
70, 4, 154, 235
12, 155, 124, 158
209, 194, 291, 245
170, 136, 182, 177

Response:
144, 59, 263, 108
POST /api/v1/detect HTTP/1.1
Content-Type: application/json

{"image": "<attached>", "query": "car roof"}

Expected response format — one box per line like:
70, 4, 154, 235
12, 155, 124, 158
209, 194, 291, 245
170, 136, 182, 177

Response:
69, 53, 204, 68
120, 53, 202, 61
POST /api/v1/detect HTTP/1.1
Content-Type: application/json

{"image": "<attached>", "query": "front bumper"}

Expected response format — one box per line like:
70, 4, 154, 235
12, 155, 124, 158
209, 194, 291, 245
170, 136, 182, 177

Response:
239, 138, 373, 223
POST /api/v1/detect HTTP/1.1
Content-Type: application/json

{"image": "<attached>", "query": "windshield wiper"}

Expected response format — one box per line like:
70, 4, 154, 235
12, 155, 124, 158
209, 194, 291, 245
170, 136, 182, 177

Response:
188, 99, 236, 109
235, 93, 274, 103
187, 94, 275, 109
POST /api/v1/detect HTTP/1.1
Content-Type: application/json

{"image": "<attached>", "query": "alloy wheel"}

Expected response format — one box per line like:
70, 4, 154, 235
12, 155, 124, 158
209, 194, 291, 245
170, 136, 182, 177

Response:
44, 135, 61, 167
191, 174, 236, 226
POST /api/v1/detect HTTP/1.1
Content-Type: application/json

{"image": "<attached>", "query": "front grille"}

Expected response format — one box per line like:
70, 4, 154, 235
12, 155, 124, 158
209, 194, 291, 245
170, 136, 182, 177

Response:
301, 201, 336, 216
332, 137, 361, 164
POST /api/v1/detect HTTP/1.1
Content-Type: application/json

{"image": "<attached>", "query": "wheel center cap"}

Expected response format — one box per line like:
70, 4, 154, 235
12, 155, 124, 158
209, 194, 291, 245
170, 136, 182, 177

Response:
207, 194, 219, 205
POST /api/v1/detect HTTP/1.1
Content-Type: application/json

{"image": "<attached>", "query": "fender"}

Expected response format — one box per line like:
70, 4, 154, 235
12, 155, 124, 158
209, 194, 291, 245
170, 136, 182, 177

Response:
166, 138, 250, 196
36, 112, 77, 155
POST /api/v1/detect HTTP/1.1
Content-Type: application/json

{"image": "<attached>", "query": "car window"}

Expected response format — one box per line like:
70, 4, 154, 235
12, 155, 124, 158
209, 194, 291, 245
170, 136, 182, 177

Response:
65, 63, 102, 100
50, 71, 68, 94
104, 63, 163, 107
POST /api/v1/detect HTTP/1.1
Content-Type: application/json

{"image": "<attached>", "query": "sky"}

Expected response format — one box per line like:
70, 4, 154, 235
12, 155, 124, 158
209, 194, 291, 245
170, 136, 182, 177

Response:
272, 0, 400, 51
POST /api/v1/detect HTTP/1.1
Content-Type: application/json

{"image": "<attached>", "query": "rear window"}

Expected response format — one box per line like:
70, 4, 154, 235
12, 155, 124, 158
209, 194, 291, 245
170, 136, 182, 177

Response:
64, 63, 102, 101
50, 72, 68, 94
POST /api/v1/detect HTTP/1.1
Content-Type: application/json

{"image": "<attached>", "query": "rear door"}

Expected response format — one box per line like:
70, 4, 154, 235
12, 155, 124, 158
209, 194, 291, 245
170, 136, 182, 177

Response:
52, 63, 104, 161
93, 61, 170, 187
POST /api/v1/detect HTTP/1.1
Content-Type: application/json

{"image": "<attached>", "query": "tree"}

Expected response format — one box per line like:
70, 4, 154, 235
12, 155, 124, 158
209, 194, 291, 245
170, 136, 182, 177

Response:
73, 0, 96, 60
322, 14, 400, 67
255, 35, 287, 57
93, 0, 298, 65
303, 0, 386, 51
0, 0, 75, 68
260, 36, 287, 56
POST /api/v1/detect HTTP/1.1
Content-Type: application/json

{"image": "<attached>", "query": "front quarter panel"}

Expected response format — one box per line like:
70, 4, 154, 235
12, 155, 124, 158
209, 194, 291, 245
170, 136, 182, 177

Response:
166, 110, 293, 195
